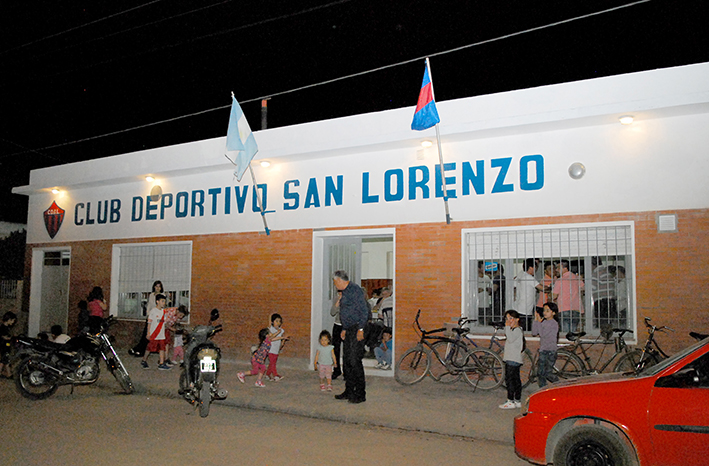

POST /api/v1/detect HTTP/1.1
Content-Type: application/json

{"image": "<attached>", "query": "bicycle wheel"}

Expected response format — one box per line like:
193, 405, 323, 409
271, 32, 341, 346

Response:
395, 347, 430, 385
553, 350, 585, 379
463, 348, 504, 390
614, 349, 660, 374
429, 340, 464, 384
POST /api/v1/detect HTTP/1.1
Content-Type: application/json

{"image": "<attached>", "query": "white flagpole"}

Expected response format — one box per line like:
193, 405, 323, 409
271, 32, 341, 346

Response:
426, 57, 451, 225
248, 163, 271, 236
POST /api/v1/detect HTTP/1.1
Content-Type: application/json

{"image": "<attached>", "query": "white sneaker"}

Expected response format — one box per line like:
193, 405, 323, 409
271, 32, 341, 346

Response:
514, 401, 522, 408
375, 362, 384, 369
382, 363, 391, 370
499, 400, 517, 409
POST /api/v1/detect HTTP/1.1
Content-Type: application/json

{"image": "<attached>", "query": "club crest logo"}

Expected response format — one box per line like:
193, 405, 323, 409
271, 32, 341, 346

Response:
43, 201, 65, 239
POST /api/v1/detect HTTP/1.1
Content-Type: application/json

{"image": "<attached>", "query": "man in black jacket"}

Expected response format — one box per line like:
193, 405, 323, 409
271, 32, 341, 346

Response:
332, 270, 369, 403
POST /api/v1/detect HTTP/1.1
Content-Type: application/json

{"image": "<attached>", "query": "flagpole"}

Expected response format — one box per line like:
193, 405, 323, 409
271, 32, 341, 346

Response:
426, 57, 451, 225
248, 163, 271, 236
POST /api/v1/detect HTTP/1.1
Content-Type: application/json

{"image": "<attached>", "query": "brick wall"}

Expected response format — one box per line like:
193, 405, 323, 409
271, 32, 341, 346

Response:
22, 208, 709, 358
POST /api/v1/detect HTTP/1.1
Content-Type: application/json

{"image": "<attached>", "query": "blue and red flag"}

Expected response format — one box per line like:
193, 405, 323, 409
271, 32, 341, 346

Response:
411, 62, 440, 131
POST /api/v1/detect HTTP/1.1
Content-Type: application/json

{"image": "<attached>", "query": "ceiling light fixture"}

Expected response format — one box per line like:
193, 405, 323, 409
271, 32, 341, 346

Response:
51, 188, 60, 194
145, 176, 155, 182
619, 115, 634, 125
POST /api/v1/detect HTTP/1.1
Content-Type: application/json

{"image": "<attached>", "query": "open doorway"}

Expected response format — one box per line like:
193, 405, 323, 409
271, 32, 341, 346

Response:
28, 247, 71, 338
311, 228, 395, 376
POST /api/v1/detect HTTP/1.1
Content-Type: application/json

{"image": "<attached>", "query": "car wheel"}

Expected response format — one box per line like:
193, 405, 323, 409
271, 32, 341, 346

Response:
553, 424, 637, 466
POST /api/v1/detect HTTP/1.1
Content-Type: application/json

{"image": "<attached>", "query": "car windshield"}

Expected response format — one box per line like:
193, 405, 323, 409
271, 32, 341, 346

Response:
638, 338, 709, 377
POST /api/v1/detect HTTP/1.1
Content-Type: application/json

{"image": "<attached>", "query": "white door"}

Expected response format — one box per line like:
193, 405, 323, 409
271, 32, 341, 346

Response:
29, 248, 70, 337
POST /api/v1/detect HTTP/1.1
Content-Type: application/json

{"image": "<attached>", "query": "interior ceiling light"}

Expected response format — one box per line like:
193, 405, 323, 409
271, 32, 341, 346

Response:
145, 176, 155, 182
619, 115, 634, 125
421, 140, 433, 148
260, 161, 271, 167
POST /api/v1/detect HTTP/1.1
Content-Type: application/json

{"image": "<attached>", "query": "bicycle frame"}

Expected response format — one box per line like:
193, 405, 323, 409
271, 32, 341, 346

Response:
563, 329, 633, 375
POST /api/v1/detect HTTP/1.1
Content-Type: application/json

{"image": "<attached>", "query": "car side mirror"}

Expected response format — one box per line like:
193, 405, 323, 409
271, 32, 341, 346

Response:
655, 367, 700, 388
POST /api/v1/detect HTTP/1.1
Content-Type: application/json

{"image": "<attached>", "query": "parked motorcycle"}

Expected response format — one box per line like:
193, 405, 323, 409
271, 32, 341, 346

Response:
178, 309, 228, 417
13, 317, 133, 399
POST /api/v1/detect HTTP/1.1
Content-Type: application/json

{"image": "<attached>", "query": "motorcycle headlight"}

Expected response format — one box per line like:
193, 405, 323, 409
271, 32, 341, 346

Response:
197, 348, 219, 360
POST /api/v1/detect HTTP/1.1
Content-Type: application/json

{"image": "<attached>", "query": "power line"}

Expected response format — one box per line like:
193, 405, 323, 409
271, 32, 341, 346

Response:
5, 0, 652, 159
2, 0, 236, 64
0, 0, 165, 56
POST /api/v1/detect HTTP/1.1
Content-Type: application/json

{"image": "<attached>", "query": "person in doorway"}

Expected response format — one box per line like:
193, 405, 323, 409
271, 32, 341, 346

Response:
374, 327, 393, 370
0, 312, 17, 378
141, 294, 171, 370
87, 286, 107, 333
330, 290, 343, 380
50, 325, 71, 344
332, 270, 369, 404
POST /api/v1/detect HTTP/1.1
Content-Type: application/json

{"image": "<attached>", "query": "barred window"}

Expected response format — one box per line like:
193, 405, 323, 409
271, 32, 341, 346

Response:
463, 223, 634, 337
111, 242, 192, 319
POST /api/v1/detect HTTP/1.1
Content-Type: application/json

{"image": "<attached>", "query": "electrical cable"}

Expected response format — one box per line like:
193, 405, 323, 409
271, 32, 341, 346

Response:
4, 0, 652, 158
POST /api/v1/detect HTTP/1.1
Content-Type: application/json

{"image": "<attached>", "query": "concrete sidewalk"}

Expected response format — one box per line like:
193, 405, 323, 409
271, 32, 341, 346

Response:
117, 351, 530, 444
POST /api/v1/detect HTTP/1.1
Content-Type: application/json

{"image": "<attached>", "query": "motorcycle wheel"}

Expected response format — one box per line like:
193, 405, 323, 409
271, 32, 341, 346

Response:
199, 383, 211, 418
107, 357, 134, 394
14, 357, 60, 400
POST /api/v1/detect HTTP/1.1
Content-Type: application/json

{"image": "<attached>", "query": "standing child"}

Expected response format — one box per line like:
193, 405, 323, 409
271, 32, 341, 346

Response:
500, 309, 524, 409
238, 328, 271, 387
532, 302, 560, 388
141, 294, 172, 370
266, 313, 289, 381
314, 330, 337, 391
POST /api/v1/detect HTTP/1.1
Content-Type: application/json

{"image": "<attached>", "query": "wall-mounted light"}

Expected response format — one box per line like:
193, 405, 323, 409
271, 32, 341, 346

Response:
260, 161, 271, 168
51, 188, 60, 194
619, 115, 634, 125
568, 162, 586, 180
421, 140, 433, 148
145, 176, 155, 182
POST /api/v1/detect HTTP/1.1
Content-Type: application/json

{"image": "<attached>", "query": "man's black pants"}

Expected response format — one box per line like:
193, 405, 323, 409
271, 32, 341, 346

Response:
343, 328, 366, 401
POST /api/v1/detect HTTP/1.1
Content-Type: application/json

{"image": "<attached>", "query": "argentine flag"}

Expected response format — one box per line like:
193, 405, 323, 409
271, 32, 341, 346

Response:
226, 95, 259, 181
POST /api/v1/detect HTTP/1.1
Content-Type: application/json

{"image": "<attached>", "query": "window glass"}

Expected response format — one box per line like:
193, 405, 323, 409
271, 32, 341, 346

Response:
113, 242, 192, 319
464, 224, 634, 337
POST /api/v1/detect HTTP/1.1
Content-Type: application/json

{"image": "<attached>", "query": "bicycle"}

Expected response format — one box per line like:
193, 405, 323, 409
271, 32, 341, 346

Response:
394, 310, 504, 390
556, 326, 636, 376
614, 316, 672, 373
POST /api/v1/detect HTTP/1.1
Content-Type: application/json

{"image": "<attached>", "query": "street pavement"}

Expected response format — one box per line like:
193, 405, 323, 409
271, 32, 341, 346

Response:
119, 351, 537, 444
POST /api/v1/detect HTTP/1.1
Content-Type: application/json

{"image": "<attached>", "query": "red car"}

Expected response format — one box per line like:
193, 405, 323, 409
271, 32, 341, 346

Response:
514, 337, 709, 466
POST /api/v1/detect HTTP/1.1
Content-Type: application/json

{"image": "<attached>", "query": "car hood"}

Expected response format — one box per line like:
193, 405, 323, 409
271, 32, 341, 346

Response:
541, 371, 635, 389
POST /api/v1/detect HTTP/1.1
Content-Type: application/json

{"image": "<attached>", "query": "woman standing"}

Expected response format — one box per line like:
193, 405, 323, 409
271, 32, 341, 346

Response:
87, 286, 107, 333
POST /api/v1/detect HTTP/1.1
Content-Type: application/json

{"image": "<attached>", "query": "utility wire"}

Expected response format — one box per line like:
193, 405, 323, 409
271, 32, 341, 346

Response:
0, 0, 165, 56
5, 0, 652, 158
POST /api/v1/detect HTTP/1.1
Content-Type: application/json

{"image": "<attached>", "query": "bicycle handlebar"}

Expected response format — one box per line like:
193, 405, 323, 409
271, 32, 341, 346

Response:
643, 316, 674, 333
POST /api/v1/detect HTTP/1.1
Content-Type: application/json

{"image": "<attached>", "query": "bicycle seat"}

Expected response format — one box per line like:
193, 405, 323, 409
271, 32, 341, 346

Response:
613, 328, 633, 336
490, 321, 505, 330
452, 327, 469, 335
566, 331, 586, 341
690, 331, 709, 341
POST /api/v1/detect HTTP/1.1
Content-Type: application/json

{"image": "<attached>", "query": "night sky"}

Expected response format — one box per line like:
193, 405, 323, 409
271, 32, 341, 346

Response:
1, 0, 708, 223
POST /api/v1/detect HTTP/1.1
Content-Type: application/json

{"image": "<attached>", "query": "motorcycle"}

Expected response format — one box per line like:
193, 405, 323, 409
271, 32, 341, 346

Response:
12, 317, 133, 400
178, 308, 228, 417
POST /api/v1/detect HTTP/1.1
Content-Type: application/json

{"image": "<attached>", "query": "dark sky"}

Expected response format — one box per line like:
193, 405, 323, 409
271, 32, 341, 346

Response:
1, 0, 708, 223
